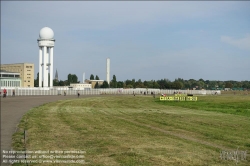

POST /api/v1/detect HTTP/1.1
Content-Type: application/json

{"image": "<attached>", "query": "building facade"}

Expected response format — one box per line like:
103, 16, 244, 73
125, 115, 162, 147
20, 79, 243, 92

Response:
0, 70, 22, 87
0, 63, 34, 87
85, 80, 104, 88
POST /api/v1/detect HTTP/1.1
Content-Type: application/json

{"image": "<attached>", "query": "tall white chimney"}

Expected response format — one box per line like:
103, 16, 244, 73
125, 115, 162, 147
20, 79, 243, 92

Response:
107, 58, 110, 85
83, 72, 85, 83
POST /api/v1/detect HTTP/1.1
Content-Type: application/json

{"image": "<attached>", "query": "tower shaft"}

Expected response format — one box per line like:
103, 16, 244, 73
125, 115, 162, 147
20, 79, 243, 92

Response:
107, 58, 110, 85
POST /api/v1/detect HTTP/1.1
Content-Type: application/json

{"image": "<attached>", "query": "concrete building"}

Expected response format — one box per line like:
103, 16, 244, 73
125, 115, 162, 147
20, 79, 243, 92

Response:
0, 70, 22, 87
0, 63, 34, 87
37, 27, 55, 87
85, 80, 104, 88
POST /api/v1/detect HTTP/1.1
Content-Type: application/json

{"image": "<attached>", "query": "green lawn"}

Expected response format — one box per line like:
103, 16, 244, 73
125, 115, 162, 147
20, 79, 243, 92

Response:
157, 95, 250, 117
12, 95, 250, 165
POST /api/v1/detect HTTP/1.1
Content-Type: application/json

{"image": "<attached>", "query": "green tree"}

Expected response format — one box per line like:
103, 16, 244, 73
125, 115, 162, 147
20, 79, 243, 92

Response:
72, 74, 78, 83
198, 81, 205, 89
153, 81, 160, 89
110, 75, 117, 88
34, 72, 39, 87
126, 84, 133, 88
183, 80, 191, 89
67, 74, 78, 85
132, 79, 136, 88
90, 74, 94, 80
199, 78, 205, 83
134, 79, 144, 88
242, 81, 250, 89
225, 82, 233, 88
146, 80, 154, 88
53, 79, 59, 86
208, 81, 217, 90
94, 82, 99, 88
101, 81, 109, 88
95, 75, 99, 80
67, 74, 72, 85
172, 81, 183, 89
117, 81, 124, 88
58, 80, 65, 86
125, 79, 133, 88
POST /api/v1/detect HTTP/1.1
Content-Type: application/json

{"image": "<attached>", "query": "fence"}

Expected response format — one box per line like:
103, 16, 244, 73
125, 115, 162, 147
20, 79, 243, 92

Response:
99, 88, 220, 95
0, 88, 220, 96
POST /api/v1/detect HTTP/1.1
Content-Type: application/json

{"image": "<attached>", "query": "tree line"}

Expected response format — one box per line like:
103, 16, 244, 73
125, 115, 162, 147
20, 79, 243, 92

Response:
34, 73, 250, 90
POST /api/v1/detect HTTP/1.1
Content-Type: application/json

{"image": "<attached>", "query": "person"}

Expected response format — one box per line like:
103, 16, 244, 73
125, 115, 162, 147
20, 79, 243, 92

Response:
3, 88, 7, 98
12, 89, 15, 97
64, 91, 66, 96
78, 92, 80, 98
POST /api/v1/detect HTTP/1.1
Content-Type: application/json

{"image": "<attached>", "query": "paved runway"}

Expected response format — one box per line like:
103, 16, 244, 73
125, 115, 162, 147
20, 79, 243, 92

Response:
0, 95, 99, 165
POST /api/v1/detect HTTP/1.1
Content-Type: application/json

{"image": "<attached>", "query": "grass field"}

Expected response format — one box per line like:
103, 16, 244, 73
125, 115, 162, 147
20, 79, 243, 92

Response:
12, 94, 250, 165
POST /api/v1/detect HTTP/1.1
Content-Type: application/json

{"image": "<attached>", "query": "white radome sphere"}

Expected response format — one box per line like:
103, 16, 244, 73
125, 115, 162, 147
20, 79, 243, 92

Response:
39, 27, 54, 39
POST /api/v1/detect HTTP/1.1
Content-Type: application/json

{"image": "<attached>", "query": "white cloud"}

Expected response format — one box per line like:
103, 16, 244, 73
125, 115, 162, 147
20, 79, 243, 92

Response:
221, 34, 250, 50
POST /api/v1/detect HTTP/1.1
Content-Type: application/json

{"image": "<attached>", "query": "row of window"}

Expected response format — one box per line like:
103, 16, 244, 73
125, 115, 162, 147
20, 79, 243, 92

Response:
0, 80, 21, 87
1, 68, 22, 72
26, 66, 33, 68
0, 74, 20, 78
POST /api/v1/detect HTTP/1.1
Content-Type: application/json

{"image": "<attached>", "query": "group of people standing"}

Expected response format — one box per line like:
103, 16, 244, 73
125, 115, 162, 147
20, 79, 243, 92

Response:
1, 89, 15, 98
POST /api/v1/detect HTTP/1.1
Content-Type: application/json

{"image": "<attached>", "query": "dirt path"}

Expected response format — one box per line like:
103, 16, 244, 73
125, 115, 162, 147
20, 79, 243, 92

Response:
0, 95, 99, 166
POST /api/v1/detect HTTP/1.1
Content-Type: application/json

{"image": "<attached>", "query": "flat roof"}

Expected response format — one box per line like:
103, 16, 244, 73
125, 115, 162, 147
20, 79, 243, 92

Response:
1, 63, 34, 65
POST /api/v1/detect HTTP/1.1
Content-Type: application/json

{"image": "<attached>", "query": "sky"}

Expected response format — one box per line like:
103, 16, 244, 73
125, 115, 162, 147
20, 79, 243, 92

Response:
1, 1, 250, 82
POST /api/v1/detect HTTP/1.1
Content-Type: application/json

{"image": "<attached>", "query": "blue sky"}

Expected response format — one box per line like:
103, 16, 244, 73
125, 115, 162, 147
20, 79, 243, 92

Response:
1, 1, 250, 82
